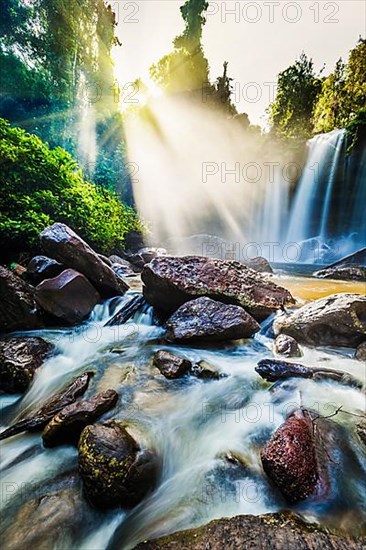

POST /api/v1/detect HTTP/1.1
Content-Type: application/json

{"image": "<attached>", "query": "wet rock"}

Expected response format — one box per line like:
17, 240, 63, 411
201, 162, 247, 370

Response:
244, 256, 273, 273
274, 293, 366, 347
152, 350, 192, 379
314, 264, 366, 281
35, 269, 101, 325
355, 342, 366, 361
0, 371, 94, 440
166, 297, 260, 342
356, 420, 366, 446
0, 265, 43, 332
0, 336, 54, 393
42, 389, 118, 447
105, 294, 146, 326
40, 223, 128, 297
274, 334, 302, 358
261, 409, 329, 504
256, 358, 362, 389
126, 248, 167, 272
26, 255, 64, 285
191, 360, 221, 379
111, 262, 135, 277
133, 511, 365, 550
78, 422, 159, 508
98, 254, 113, 267
142, 256, 294, 320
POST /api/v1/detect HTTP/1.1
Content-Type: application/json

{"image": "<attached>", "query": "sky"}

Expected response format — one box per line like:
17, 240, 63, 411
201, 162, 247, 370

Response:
112, 0, 366, 127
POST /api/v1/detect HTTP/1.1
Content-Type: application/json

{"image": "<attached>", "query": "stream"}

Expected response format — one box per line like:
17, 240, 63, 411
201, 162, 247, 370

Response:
1, 275, 366, 549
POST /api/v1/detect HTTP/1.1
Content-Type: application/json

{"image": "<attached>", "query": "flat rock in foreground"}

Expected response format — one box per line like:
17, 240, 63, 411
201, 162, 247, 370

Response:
142, 256, 294, 320
274, 293, 366, 347
166, 297, 260, 342
134, 511, 365, 550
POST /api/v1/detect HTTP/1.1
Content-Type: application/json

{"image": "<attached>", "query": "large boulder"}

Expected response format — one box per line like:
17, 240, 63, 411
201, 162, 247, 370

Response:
26, 255, 64, 285
142, 256, 294, 320
78, 422, 159, 508
273, 334, 302, 358
314, 264, 366, 281
0, 336, 53, 393
152, 350, 192, 379
274, 293, 366, 347
39, 223, 128, 297
42, 389, 118, 447
133, 511, 365, 550
166, 297, 260, 342
0, 266, 43, 332
35, 269, 100, 325
261, 409, 329, 504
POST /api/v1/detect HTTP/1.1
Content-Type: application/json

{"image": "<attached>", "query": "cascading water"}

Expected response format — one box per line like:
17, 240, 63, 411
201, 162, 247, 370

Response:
1, 292, 366, 549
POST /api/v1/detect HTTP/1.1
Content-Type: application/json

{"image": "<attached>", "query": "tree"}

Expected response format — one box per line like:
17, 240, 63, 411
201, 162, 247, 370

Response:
313, 59, 347, 133
268, 53, 322, 140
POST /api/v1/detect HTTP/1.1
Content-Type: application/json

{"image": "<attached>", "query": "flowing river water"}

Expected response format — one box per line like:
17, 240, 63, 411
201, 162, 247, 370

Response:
1, 275, 366, 549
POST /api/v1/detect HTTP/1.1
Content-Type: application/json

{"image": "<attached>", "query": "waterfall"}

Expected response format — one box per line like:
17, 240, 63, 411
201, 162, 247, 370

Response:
279, 128, 365, 264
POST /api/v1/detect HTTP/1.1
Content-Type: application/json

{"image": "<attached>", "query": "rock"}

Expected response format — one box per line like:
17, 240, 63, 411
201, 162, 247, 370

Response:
326, 247, 366, 268
105, 294, 146, 326
78, 422, 159, 508
35, 269, 100, 325
0, 336, 54, 393
26, 255, 64, 285
133, 511, 365, 550
274, 293, 366, 347
152, 350, 192, 379
261, 409, 329, 504
356, 420, 366, 446
98, 254, 113, 267
166, 297, 260, 342
355, 342, 366, 361
0, 371, 94, 441
111, 262, 135, 277
273, 334, 302, 357
0, 265, 43, 332
126, 248, 167, 272
191, 360, 221, 379
39, 223, 128, 297
256, 358, 362, 389
314, 264, 366, 281
142, 256, 294, 320
42, 389, 118, 447
244, 256, 273, 273
12, 264, 27, 278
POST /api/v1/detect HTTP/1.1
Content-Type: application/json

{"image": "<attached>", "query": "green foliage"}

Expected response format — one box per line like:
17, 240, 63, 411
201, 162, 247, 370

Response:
0, 118, 143, 257
345, 108, 366, 152
313, 38, 366, 134
268, 53, 322, 140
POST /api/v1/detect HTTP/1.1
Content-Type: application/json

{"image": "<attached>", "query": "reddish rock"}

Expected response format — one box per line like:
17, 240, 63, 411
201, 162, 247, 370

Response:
35, 269, 100, 325
261, 409, 329, 504
152, 350, 192, 379
40, 223, 128, 297
0, 336, 53, 393
0, 265, 43, 332
166, 297, 260, 342
142, 256, 294, 320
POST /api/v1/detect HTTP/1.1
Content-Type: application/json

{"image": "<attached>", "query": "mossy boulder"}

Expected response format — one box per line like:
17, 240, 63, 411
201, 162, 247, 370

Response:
78, 422, 159, 509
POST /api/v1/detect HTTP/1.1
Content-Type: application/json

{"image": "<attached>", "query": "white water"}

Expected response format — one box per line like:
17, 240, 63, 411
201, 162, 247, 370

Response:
1, 294, 365, 549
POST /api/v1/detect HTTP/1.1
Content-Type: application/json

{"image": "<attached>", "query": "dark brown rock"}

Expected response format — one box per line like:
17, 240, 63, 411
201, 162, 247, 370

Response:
27, 255, 64, 285
166, 297, 260, 342
35, 269, 100, 325
142, 256, 294, 320
0, 371, 94, 440
314, 265, 366, 281
134, 511, 365, 550
152, 350, 192, 379
274, 293, 366, 347
0, 265, 43, 332
78, 422, 159, 508
355, 342, 366, 361
274, 334, 302, 357
0, 336, 53, 393
191, 360, 221, 379
42, 389, 118, 447
111, 262, 135, 277
261, 409, 328, 504
39, 223, 128, 297
244, 256, 273, 273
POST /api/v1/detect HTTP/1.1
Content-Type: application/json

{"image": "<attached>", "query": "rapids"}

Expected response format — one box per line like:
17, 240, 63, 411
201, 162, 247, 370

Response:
0, 279, 366, 549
